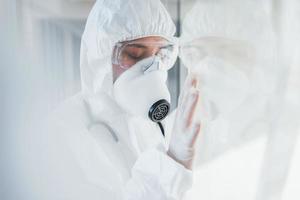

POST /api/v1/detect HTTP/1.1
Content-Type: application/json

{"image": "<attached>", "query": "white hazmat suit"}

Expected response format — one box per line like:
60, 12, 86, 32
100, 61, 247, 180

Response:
37, 0, 194, 199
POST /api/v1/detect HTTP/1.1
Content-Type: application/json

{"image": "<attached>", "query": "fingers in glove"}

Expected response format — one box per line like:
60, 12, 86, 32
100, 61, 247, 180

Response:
185, 75, 200, 128
185, 91, 200, 129
178, 75, 199, 106
175, 75, 200, 131
191, 75, 199, 88
189, 122, 201, 148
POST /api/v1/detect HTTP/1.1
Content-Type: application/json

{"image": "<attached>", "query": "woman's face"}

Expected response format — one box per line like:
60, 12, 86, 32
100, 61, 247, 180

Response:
112, 36, 169, 82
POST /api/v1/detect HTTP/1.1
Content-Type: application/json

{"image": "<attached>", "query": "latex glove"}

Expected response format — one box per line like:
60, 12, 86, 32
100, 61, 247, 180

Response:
167, 75, 201, 170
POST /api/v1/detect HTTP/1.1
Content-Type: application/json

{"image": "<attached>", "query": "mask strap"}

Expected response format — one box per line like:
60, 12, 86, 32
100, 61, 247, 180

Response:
157, 122, 165, 137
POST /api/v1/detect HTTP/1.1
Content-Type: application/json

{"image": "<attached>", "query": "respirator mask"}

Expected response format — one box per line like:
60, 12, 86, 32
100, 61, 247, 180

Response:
112, 39, 178, 122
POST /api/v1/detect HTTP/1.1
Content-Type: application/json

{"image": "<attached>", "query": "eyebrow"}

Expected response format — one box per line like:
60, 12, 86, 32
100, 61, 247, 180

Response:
126, 44, 148, 49
126, 43, 172, 49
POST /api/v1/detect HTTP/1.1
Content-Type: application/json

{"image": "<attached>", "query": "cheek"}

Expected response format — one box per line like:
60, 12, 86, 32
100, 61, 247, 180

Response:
112, 64, 127, 82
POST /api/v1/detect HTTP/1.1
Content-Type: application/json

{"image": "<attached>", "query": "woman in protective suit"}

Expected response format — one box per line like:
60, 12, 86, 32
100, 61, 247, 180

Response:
41, 0, 201, 199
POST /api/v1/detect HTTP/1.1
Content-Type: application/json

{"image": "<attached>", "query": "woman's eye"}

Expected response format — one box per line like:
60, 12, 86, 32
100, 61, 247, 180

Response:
127, 53, 141, 59
123, 49, 143, 60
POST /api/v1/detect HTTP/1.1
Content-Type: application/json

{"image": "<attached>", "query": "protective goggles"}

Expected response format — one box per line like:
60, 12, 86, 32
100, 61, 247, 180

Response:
112, 39, 179, 70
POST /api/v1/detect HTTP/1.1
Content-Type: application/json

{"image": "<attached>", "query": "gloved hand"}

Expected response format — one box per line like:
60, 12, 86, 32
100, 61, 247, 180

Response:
167, 75, 201, 170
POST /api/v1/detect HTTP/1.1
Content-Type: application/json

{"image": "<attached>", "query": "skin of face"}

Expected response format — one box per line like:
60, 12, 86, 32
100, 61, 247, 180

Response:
112, 36, 167, 82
